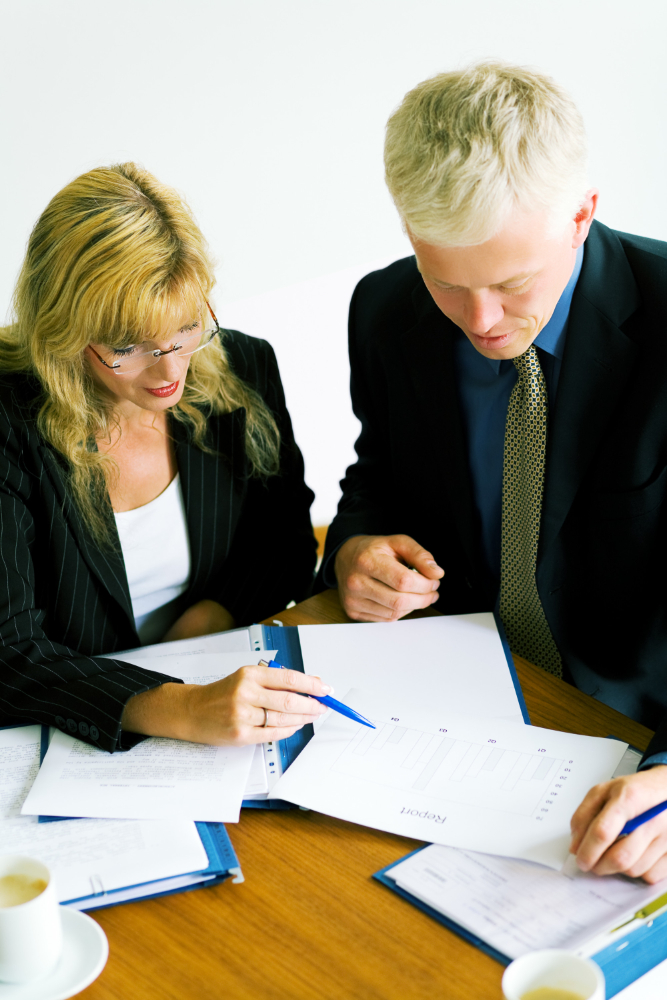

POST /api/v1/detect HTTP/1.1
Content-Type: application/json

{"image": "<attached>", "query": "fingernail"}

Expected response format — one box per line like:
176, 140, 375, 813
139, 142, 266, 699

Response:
321, 684, 334, 694
317, 704, 328, 714
426, 560, 437, 567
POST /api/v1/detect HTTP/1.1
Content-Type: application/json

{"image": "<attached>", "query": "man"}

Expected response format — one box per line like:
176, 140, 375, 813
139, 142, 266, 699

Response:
318, 62, 667, 882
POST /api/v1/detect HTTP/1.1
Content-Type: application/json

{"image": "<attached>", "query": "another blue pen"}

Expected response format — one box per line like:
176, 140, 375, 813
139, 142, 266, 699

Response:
619, 799, 667, 837
259, 659, 376, 729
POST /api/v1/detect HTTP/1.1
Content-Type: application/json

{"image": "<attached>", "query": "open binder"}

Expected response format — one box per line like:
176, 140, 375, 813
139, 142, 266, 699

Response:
244, 614, 529, 808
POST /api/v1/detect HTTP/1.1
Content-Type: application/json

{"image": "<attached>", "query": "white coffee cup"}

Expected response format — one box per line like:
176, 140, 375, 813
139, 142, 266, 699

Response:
502, 949, 605, 1000
0, 855, 63, 984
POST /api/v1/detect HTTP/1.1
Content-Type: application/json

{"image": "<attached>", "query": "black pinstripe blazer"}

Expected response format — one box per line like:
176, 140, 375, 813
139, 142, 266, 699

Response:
0, 331, 317, 752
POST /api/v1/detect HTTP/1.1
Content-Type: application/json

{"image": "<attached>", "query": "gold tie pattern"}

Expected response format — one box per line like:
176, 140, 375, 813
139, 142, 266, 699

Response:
499, 345, 563, 678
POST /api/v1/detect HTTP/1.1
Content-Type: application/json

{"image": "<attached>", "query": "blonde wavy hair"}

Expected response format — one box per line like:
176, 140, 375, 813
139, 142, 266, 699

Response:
0, 162, 280, 546
385, 61, 589, 247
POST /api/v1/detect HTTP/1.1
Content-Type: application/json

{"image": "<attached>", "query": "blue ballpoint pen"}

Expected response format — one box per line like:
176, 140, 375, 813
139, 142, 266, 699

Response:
619, 799, 667, 837
259, 659, 376, 729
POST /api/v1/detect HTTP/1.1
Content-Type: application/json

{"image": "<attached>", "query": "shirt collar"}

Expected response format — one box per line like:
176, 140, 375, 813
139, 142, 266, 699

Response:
534, 242, 584, 360
474, 242, 585, 373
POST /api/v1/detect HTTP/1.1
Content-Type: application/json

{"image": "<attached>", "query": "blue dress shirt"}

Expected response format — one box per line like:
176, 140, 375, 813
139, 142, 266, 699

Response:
454, 244, 584, 580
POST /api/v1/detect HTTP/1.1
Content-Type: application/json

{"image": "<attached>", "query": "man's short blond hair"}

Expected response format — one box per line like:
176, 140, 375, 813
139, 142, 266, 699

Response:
385, 61, 588, 247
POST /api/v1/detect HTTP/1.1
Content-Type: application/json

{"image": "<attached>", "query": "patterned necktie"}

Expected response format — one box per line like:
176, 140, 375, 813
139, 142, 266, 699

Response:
499, 345, 563, 678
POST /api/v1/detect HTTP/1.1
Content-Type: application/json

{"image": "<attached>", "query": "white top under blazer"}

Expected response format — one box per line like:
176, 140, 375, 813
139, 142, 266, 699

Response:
114, 475, 191, 645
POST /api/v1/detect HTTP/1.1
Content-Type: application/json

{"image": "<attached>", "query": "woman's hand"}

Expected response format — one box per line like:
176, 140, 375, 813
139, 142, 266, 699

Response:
162, 599, 235, 642
570, 765, 667, 883
121, 664, 332, 746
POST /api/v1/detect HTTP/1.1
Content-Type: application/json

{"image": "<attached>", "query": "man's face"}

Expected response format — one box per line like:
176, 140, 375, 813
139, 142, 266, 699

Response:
411, 198, 596, 360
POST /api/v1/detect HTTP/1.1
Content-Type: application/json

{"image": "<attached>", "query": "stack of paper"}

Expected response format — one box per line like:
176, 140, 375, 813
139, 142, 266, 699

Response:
21, 652, 276, 823
0, 726, 241, 909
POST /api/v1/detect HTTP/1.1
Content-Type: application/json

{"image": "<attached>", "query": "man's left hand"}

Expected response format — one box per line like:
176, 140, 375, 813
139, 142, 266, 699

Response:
570, 765, 667, 882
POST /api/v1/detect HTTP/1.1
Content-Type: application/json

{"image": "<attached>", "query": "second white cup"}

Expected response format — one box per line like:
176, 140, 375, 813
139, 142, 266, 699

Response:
502, 949, 605, 1000
0, 854, 63, 984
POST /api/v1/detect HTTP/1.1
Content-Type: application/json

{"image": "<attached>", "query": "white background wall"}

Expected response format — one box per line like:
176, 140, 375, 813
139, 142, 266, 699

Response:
3, 0, 666, 524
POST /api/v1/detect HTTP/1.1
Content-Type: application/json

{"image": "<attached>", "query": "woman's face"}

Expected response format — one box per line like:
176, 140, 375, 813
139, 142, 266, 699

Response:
86, 317, 202, 417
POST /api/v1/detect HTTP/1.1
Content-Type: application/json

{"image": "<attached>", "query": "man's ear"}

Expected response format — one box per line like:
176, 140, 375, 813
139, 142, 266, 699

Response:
572, 189, 599, 248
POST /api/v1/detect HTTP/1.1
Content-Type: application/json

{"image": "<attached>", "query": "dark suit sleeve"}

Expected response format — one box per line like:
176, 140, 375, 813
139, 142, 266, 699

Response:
640, 727, 667, 766
209, 335, 317, 624
0, 416, 178, 753
316, 279, 395, 587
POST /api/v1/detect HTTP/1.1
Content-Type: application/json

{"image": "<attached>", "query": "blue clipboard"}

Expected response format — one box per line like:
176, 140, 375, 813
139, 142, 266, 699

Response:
374, 846, 667, 997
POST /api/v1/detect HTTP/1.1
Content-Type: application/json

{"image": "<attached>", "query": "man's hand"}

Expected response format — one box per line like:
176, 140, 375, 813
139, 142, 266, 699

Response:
570, 765, 667, 883
334, 534, 444, 622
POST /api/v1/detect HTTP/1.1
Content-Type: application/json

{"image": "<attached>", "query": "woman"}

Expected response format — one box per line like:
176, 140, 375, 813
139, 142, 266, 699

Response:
0, 163, 330, 753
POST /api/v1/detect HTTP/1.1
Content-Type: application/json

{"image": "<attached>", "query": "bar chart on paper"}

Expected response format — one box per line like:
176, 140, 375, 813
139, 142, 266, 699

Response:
271, 691, 628, 867
331, 720, 566, 817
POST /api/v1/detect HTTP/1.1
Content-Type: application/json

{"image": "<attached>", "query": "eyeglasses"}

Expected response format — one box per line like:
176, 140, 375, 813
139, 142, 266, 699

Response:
90, 303, 220, 375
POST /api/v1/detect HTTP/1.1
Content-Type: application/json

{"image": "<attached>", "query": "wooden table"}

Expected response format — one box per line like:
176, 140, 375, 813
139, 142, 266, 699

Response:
79, 591, 653, 1000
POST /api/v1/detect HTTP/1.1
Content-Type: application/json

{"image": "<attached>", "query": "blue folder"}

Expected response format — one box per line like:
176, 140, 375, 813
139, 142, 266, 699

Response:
35, 725, 243, 909
374, 847, 667, 997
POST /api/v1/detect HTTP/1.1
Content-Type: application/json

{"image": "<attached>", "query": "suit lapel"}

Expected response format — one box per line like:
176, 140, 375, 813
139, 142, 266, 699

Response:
540, 223, 641, 559
396, 279, 484, 582
38, 407, 247, 630
38, 445, 135, 624
172, 409, 247, 599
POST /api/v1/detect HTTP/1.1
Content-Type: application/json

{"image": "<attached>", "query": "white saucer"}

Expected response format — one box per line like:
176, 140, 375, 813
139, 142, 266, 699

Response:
0, 908, 108, 1000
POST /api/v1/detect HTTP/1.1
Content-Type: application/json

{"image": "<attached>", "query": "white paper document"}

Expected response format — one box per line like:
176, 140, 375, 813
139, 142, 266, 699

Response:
386, 844, 667, 959
298, 614, 525, 728
109, 650, 264, 681
1, 816, 209, 904
0, 724, 41, 828
0, 726, 210, 903
21, 652, 275, 822
109, 628, 252, 661
243, 744, 269, 798
270, 690, 627, 867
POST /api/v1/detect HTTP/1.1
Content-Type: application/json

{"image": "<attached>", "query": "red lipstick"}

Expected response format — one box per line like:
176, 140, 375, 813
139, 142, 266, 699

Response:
144, 381, 179, 398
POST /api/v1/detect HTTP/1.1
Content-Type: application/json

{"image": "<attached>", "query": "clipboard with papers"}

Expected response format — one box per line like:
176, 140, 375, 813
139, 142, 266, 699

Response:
373, 747, 667, 998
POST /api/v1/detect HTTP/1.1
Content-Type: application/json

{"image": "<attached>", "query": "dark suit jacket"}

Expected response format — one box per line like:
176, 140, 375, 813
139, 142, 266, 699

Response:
0, 331, 317, 752
318, 221, 667, 757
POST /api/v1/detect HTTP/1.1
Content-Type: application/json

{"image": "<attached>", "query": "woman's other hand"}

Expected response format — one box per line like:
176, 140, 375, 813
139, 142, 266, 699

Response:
162, 599, 235, 642
121, 665, 332, 745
